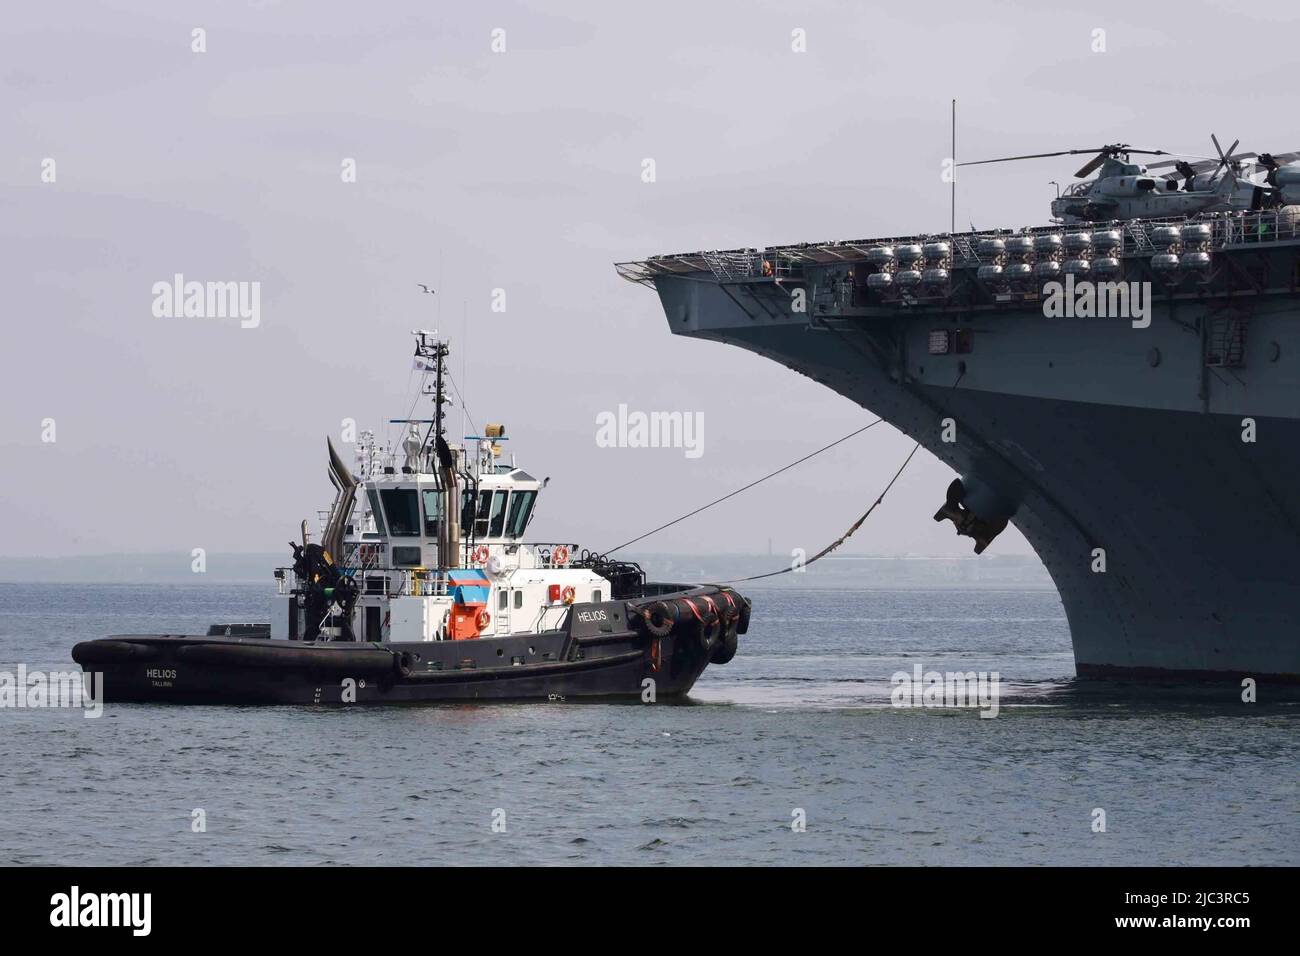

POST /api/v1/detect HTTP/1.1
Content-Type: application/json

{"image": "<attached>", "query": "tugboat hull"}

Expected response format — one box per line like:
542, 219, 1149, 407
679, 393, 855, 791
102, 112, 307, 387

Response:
71, 590, 748, 705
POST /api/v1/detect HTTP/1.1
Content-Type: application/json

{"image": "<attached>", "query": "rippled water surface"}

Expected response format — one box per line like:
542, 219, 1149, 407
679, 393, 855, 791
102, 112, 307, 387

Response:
1, 582, 1295, 865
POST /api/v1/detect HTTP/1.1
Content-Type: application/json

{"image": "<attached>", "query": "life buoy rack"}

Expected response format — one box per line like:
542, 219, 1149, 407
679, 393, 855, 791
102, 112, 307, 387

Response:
471, 545, 490, 564
552, 545, 570, 567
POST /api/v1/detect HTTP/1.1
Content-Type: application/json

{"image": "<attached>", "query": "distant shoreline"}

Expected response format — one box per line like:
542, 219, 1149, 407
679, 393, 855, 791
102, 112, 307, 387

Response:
0, 552, 1054, 589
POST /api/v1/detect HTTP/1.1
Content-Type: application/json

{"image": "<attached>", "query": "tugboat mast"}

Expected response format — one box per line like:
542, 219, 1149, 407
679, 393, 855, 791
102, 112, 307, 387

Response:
414, 329, 466, 578
413, 330, 454, 576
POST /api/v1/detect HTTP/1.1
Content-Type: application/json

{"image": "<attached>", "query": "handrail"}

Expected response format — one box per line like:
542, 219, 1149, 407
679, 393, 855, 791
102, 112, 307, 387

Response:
616, 209, 1300, 283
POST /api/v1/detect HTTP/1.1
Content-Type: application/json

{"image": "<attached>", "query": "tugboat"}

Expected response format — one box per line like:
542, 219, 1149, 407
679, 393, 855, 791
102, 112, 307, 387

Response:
72, 332, 750, 704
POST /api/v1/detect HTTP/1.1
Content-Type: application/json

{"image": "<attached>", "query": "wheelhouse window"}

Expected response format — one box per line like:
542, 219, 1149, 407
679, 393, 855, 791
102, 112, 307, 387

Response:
467, 487, 534, 539
366, 488, 387, 536
506, 490, 536, 538
473, 490, 494, 538
379, 489, 420, 537
422, 489, 444, 537
488, 491, 509, 538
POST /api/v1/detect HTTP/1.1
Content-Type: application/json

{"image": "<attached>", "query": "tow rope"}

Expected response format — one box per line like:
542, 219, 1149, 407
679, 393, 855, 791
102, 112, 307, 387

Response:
604, 419, 885, 556
722, 441, 921, 583
599, 366, 960, 582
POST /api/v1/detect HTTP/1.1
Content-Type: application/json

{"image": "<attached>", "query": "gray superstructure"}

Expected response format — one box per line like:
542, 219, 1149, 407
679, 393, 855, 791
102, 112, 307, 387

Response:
618, 208, 1300, 681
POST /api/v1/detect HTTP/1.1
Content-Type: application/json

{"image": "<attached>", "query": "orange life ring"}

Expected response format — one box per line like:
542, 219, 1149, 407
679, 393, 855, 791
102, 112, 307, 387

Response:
553, 545, 570, 567
561, 585, 576, 605
476, 609, 491, 630
471, 545, 490, 564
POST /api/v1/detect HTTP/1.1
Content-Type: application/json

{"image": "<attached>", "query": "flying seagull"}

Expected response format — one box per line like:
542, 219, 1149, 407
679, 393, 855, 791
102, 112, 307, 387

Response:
417, 283, 435, 294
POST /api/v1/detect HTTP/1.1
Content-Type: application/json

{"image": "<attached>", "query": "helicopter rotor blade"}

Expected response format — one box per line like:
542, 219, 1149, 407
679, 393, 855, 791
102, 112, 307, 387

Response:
1151, 158, 1220, 178
959, 144, 1174, 176
1211, 134, 1243, 186
1071, 146, 1169, 177
1074, 152, 1107, 179
1145, 154, 1219, 170
957, 149, 1105, 168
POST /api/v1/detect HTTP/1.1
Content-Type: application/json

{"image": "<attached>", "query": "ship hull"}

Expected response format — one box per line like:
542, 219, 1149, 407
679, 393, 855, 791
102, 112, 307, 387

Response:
70, 590, 746, 704
72, 630, 711, 704
646, 274, 1300, 682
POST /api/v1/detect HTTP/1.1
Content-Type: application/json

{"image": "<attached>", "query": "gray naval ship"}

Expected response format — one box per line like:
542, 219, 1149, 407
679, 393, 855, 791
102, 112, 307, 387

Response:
618, 138, 1300, 682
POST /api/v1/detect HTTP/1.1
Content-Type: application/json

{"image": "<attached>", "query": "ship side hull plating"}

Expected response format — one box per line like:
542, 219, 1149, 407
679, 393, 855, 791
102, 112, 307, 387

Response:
649, 272, 1300, 681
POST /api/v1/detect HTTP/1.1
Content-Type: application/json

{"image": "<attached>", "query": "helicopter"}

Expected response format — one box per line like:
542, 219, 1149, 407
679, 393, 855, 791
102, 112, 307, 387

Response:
959, 136, 1300, 224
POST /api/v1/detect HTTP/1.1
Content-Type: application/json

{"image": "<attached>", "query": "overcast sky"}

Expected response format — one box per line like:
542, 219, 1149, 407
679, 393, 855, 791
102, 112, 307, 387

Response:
3, 0, 1296, 564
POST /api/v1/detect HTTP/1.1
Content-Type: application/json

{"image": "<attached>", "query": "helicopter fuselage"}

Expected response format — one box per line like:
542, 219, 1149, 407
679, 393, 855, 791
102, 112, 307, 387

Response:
1051, 160, 1261, 223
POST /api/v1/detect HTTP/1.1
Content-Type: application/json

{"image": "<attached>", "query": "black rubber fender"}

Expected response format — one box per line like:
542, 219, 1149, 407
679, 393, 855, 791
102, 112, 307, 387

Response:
642, 601, 674, 638
393, 650, 415, 678
72, 640, 160, 667
696, 617, 722, 655
737, 598, 752, 635
689, 595, 721, 627
710, 623, 739, 665
174, 642, 394, 674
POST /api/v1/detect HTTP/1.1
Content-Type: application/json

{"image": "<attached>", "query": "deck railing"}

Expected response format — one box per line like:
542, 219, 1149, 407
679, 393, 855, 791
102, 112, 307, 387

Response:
615, 210, 1300, 285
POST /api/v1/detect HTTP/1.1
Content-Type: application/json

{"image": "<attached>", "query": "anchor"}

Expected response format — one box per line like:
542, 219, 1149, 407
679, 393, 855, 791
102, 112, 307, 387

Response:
933, 478, 1010, 555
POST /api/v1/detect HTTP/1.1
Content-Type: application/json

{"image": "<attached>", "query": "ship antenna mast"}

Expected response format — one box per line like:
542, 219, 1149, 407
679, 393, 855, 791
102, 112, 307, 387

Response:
432, 338, 446, 455
414, 329, 456, 576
